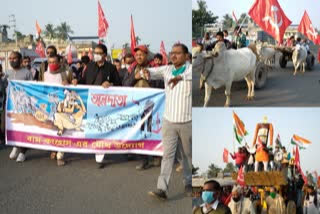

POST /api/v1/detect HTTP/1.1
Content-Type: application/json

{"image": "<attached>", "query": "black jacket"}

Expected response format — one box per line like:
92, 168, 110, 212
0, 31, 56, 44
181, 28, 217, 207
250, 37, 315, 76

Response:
80, 61, 120, 86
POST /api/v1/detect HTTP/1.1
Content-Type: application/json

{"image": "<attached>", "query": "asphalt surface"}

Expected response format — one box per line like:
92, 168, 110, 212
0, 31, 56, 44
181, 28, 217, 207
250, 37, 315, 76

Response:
193, 53, 320, 107
0, 144, 191, 214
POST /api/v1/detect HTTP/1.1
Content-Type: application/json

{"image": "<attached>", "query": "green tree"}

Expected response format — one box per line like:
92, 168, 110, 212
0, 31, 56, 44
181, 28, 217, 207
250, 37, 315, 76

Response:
192, 0, 218, 38
44, 24, 56, 40
135, 36, 141, 45
14, 31, 25, 41
192, 165, 200, 175
207, 163, 222, 178
237, 13, 253, 26
223, 162, 236, 174
222, 14, 234, 30
55, 22, 74, 41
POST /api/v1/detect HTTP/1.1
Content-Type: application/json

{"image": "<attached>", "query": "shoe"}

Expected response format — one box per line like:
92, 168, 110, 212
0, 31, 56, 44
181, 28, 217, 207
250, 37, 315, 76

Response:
9, 147, 19, 160
16, 153, 26, 162
136, 160, 152, 170
184, 185, 192, 197
148, 189, 167, 201
57, 159, 65, 166
50, 152, 57, 160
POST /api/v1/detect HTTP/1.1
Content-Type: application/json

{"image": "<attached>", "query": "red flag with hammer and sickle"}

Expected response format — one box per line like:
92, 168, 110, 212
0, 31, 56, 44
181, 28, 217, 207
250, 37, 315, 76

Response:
98, 0, 109, 38
248, 0, 292, 44
298, 11, 319, 45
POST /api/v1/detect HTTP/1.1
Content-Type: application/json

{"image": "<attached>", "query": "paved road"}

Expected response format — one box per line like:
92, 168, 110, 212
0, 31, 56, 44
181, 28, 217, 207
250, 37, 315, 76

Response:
193, 54, 320, 107
0, 145, 190, 214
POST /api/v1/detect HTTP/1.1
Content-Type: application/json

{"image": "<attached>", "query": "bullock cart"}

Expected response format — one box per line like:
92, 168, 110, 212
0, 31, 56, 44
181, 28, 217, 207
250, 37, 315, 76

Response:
276, 46, 315, 70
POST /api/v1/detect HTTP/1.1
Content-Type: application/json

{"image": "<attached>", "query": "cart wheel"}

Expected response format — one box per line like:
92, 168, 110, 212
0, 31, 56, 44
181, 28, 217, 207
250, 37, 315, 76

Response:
279, 54, 287, 68
255, 62, 267, 89
306, 54, 315, 71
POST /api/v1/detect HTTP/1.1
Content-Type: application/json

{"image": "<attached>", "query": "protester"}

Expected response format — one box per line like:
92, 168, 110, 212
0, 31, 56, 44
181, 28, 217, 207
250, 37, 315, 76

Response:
274, 145, 283, 171
228, 185, 255, 214
152, 53, 163, 67
79, 55, 90, 81
296, 174, 305, 213
112, 59, 126, 84
232, 26, 247, 49
223, 30, 232, 42
193, 180, 231, 214
7, 51, 33, 162
303, 185, 319, 214
230, 147, 248, 170
73, 43, 120, 168
146, 43, 192, 200
206, 31, 232, 51
38, 45, 58, 81
41, 54, 72, 166
202, 32, 213, 50
266, 187, 286, 214
0, 63, 7, 144
122, 53, 135, 69
122, 45, 160, 170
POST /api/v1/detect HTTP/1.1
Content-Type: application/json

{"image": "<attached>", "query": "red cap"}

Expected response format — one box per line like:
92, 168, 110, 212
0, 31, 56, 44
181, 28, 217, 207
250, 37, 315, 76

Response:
134, 45, 148, 54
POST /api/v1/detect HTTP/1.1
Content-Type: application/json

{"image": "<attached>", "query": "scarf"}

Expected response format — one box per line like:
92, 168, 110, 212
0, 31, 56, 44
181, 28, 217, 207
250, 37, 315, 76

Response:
172, 64, 186, 77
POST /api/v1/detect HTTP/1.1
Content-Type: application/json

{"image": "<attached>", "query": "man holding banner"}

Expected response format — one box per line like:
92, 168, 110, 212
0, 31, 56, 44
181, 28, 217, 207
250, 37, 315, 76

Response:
73, 43, 120, 167
146, 43, 192, 200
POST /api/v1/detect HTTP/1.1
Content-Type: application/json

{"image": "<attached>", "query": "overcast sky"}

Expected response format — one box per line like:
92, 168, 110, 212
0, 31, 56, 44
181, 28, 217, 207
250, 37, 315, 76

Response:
193, 108, 320, 175
1, 0, 191, 52
192, 0, 320, 29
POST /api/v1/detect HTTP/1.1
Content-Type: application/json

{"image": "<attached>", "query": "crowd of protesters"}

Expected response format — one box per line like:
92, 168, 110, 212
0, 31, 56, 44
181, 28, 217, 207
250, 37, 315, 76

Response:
0, 42, 192, 200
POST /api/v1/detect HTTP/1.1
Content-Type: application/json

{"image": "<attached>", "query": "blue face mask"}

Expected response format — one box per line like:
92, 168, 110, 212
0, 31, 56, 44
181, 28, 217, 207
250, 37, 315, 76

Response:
202, 191, 215, 204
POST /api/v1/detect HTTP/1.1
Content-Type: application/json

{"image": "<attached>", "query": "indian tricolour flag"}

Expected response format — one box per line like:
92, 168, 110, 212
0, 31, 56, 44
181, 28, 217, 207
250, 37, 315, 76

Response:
291, 134, 311, 150
232, 111, 248, 144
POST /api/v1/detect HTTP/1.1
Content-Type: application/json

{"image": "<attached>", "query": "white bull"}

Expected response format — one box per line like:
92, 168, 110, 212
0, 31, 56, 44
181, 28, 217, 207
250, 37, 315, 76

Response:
193, 42, 257, 107
292, 45, 307, 75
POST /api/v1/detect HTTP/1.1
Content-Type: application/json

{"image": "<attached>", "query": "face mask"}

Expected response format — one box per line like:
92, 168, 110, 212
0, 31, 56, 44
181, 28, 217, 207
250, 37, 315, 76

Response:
10, 61, 20, 69
94, 54, 102, 62
26, 65, 31, 70
49, 64, 60, 71
202, 191, 215, 204
233, 197, 241, 202
270, 192, 276, 199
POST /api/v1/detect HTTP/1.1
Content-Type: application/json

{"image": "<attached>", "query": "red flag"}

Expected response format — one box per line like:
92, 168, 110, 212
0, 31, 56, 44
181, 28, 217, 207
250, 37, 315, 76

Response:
237, 166, 245, 186
67, 45, 73, 65
223, 148, 229, 163
248, 0, 292, 44
224, 192, 232, 205
130, 15, 137, 54
232, 11, 238, 23
160, 41, 168, 65
35, 20, 41, 38
298, 11, 319, 45
98, 0, 109, 38
295, 145, 301, 170
35, 41, 45, 58
88, 48, 93, 61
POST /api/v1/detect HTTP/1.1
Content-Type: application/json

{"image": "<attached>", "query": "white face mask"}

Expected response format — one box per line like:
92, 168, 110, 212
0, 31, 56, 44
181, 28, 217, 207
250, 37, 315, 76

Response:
94, 54, 103, 62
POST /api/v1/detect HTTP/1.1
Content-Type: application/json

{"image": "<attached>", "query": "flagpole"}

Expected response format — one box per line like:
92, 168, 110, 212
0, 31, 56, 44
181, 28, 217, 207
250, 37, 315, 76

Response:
237, 14, 249, 34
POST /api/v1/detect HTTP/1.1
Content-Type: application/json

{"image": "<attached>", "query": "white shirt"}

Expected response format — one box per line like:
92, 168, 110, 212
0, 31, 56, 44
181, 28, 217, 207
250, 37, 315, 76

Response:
44, 69, 63, 84
200, 200, 219, 213
148, 62, 192, 123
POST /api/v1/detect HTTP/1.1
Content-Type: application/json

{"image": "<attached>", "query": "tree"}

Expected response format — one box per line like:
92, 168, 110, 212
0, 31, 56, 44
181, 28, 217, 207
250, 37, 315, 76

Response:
222, 14, 234, 30
135, 36, 141, 45
192, 165, 200, 175
237, 13, 253, 26
223, 162, 236, 173
44, 24, 56, 40
14, 31, 25, 41
207, 163, 222, 178
55, 22, 74, 41
192, 0, 218, 38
